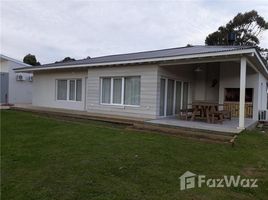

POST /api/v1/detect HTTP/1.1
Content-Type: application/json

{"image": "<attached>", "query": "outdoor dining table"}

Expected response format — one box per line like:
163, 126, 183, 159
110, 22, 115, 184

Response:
189, 101, 220, 123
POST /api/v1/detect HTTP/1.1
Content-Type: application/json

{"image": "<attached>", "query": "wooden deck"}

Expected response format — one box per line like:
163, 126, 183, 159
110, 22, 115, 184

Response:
9, 104, 257, 144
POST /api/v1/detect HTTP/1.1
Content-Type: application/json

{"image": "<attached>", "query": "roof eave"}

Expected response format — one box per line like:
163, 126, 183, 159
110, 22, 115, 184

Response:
1, 54, 31, 67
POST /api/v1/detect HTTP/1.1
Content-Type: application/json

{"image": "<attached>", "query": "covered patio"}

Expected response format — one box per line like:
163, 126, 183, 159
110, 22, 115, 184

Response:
156, 55, 261, 131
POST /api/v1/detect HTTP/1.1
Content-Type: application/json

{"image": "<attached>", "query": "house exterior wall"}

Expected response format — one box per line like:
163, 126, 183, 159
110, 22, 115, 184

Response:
32, 70, 88, 110
258, 73, 268, 111
86, 65, 158, 119
218, 62, 260, 120
30, 59, 267, 121
193, 63, 220, 102
0, 60, 32, 104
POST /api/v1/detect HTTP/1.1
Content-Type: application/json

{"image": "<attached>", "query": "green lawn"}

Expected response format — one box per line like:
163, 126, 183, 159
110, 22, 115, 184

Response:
1, 110, 268, 200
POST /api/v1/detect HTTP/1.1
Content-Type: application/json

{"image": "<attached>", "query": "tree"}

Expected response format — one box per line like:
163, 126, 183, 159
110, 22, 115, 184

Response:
205, 10, 268, 46
55, 57, 76, 63
23, 54, 40, 66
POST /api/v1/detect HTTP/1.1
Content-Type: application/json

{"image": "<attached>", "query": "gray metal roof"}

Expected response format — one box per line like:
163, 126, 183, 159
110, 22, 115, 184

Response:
16, 45, 255, 70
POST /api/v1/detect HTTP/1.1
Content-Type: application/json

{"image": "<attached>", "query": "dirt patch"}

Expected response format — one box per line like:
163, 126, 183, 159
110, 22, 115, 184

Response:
241, 167, 267, 177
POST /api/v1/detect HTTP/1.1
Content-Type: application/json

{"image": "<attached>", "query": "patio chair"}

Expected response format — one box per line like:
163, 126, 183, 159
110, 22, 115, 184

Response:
222, 110, 232, 120
217, 104, 231, 120
208, 111, 224, 124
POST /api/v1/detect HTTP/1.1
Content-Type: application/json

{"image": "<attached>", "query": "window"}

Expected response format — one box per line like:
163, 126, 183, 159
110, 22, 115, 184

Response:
101, 76, 140, 106
76, 79, 82, 101
124, 77, 140, 105
224, 88, 253, 102
69, 80, 76, 100
101, 78, 111, 103
56, 79, 82, 101
57, 80, 67, 100
113, 78, 122, 104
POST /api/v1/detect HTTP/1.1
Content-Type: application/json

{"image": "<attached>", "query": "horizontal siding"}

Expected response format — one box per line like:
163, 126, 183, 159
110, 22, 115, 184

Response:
33, 70, 88, 110
86, 65, 158, 119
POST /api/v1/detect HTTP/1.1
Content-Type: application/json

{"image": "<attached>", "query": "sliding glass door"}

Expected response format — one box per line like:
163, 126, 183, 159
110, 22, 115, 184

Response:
166, 79, 175, 116
175, 81, 182, 114
159, 78, 166, 116
159, 78, 189, 117
182, 82, 189, 109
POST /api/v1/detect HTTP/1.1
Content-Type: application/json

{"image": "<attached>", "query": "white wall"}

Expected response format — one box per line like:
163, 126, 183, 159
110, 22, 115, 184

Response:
33, 70, 88, 110
192, 63, 220, 102
0, 60, 32, 104
219, 61, 259, 120
258, 73, 268, 111
86, 65, 158, 119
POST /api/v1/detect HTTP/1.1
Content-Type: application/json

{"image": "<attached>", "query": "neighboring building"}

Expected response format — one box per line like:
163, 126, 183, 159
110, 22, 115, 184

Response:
0, 54, 32, 104
15, 46, 268, 129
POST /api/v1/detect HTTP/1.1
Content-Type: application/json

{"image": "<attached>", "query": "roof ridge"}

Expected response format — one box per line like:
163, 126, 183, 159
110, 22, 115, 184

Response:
41, 45, 199, 66
38, 45, 256, 67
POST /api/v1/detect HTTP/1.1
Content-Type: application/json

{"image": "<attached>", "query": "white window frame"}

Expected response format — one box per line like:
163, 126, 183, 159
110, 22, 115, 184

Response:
160, 76, 190, 117
100, 76, 140, 107
56, 79, 82, 102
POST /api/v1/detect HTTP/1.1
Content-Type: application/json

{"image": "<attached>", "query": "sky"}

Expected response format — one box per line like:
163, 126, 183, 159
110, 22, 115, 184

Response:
1, 0, 268, 64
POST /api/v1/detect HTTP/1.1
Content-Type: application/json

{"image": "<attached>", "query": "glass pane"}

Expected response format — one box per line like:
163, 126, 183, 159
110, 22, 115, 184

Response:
166, 79, 174, 115
113, 78, 122, 104
69, 80, 75, 100
57, 80, 67, 100
267, 82, 268, 110
183, 82, 188, 109
124, 77, 140, 105
175, 81, 182, 114
76, 79, 82, 101
102, 78, 111, 103
159, 78, 166, 116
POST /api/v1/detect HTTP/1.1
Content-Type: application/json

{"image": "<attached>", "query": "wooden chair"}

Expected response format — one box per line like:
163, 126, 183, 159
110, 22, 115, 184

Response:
222, 110, 231, 120
218, 104, 231, 120
208, 111, 224, 124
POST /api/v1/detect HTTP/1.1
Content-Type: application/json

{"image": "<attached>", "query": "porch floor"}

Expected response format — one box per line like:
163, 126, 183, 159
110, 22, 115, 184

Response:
147, 117, 257, 134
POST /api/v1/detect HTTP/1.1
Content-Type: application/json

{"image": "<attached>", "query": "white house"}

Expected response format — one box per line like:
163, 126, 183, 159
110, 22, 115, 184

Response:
15, 46, 268, 129
0, 54, 33, 104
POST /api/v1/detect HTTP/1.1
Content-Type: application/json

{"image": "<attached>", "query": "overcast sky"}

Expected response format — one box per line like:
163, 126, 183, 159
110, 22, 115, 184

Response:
1, 0, 268, 64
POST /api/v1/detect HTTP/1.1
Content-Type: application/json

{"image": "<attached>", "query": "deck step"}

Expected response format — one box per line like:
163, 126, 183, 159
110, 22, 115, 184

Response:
132, 123, 235, 144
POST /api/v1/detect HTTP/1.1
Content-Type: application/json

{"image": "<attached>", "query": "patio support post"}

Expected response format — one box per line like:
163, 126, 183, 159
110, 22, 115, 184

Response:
238, 57, 247, 129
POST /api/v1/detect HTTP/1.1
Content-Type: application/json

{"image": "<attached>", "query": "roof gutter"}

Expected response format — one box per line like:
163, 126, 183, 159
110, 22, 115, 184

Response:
253, 48, 268, 75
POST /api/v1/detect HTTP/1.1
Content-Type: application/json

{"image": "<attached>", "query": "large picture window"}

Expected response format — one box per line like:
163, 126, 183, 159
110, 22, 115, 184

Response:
101, 76, 140, 106
56, 79, 82, 101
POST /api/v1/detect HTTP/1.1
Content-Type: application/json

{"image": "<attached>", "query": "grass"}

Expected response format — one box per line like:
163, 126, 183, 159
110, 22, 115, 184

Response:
1, 110, 268, 200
